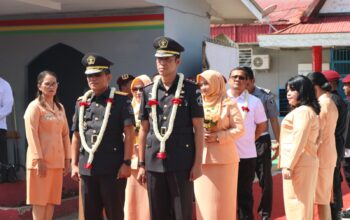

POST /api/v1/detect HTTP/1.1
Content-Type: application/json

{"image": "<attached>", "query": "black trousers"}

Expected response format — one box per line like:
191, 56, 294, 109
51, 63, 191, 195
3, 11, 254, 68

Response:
237, 158, 257, 220
81, 175, 127, 220
0, 129, 8, 165
343, 157, 350, 187
146, 170, 193, 220
331, 159, 343, 219
255, 134, 273, 216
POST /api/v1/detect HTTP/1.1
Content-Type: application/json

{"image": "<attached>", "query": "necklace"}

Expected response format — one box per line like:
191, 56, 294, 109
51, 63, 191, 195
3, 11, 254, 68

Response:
78, 87, 116, 169
148, 73, 184, 159
241, 90, 250, 120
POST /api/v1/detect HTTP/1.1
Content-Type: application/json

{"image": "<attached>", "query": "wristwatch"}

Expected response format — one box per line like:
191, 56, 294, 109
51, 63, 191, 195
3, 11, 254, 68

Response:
138, 161, 145, 168
123, 159, 131, 166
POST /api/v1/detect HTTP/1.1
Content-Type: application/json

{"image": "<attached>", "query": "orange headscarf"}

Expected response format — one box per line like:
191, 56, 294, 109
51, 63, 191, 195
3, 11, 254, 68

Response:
131, 74, 152, 114
197, 70, 227, 107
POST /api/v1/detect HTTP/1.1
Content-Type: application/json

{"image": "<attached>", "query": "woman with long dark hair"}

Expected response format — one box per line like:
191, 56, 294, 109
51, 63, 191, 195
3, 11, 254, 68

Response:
307, 72, 338, 220
280, 75, 320, 219
24, 70, 71, 220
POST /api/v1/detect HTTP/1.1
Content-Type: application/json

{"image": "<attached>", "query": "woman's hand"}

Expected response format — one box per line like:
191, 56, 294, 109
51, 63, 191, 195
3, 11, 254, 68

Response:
36, 159, 47, 177
137, 167, 147, 185
282, 168, 292, 179
204, 131, 218, 143
63, 159, 71, 176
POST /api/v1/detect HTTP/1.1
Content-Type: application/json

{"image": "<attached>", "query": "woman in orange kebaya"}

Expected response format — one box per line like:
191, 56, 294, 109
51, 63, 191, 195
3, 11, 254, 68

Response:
24, 70, 71, 220
308, 72, 338, 220
280, 75, 320, 220
194, 70, 245, 220
124, 74, 151, 220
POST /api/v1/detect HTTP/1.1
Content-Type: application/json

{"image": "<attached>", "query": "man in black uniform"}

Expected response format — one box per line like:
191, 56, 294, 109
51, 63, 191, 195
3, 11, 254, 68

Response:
71, 53, 135, 220
245, 67, 280, 220
136, 36, 204, 220
116, 73, 135, 98
322, 70, 347, 220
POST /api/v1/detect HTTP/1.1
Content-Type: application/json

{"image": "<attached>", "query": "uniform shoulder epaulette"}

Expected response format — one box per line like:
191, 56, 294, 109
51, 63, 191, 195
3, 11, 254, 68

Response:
115, 91, 128, 96
185, 78, 197, 84
258, 86, 271, 94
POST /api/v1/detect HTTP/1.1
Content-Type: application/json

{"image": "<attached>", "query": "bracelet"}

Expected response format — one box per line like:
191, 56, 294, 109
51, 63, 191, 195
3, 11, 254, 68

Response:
138, 161, 145, 167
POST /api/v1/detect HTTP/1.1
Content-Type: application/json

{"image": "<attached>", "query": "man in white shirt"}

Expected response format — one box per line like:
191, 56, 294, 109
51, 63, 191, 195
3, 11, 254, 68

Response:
0, 77, 14, 181
227, 67, 267, 220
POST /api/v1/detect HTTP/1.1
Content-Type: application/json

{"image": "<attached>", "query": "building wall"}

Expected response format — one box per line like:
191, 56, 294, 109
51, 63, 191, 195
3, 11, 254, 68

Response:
240, 45, 330, 96
0, 15, 163, 173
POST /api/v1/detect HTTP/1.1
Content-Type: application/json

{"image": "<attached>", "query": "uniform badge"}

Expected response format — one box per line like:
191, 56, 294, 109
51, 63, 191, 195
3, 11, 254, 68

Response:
197, 96, 203, 106
159, 38, 168, 49
87, 55, 95, 65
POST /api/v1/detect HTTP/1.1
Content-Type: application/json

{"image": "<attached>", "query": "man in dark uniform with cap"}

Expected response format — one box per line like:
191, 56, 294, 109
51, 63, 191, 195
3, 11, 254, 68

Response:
245, 67, 280, 220
71, 53, 135, 220
322, 70, 347, 220
116, 74, 135, 98
136, 36, 204, 220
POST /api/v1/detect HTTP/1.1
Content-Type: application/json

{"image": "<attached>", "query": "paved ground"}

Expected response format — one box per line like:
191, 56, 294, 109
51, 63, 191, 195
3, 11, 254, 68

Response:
55, 212, 78, 220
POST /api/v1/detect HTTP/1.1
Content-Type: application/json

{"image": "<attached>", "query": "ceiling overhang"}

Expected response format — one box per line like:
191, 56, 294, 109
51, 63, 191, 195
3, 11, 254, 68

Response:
258, 32, 350, 49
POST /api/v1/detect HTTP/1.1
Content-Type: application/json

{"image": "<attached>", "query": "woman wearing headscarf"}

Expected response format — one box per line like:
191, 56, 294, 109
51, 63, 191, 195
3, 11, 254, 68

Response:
280, 75, 320, 220
24, 70, 71, 220
124, 74, 151, 220
194, 70, 245, 220
307, 72, 338, 220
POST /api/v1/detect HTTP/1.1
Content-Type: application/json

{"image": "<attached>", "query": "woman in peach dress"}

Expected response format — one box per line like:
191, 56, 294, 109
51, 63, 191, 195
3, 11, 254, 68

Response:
307, 72, 338, 220
124, 74, 151, 220
24, 70, 71, 220
280, 75, 320, 220
194, 70, 245, 220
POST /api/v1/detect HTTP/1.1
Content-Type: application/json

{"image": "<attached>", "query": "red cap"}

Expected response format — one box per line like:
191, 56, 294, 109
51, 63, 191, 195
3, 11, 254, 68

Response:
322, 70, 341, 82
343, 74, 350, 83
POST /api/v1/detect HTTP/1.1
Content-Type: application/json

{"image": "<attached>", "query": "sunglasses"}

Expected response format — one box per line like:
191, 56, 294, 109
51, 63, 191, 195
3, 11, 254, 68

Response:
132, 87, 144, 92
230, 75, 247, 80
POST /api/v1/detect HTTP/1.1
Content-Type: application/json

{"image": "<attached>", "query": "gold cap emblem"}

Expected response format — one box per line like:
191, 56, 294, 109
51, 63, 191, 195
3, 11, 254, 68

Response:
159, 38, 168, 49
87, 56, 95, 65
121, 74, 129, 80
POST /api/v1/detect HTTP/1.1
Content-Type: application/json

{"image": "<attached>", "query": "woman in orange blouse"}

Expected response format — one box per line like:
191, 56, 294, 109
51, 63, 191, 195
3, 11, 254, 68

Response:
24, 70, 71, 220
124, 74, 151, 220
194, 70, 245, 220
307, 72, 338, 220
280, 75, 320, 220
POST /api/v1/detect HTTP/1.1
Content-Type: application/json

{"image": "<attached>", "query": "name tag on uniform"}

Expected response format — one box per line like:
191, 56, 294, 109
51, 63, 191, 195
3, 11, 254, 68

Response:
160, 126, 166, 135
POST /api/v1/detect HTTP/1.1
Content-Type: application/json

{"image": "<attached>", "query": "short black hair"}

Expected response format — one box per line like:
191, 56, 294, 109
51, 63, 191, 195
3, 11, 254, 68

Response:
230, 66, 253, 79
286, 75, 320, 115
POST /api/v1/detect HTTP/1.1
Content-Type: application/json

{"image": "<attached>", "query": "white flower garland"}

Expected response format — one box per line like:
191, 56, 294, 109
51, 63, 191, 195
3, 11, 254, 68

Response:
79, 87, 116, 167
150, 73, 184, 156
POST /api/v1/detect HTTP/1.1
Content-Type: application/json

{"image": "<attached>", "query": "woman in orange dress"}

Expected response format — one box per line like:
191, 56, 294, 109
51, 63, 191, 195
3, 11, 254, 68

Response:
124, 74, 151, 220
24, 70, 71, 220
194, 70, 245, 220
307, 72, 338, 220
280, 75, 320, 220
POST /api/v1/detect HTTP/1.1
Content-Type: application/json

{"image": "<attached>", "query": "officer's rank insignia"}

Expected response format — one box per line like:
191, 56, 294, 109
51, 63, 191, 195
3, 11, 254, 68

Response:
87, 55, 95, 65
159, 38, 168, 49
122, 74, 129, 80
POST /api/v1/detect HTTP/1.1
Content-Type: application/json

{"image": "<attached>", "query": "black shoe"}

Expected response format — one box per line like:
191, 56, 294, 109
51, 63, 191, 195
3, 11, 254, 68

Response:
261, 212, 270, 220
342, 209, 350, 219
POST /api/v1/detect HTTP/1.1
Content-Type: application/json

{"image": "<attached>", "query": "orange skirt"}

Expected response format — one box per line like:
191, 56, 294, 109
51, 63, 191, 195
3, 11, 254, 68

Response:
194, 163, 239, 220
315, 167, 334, 204
26, 168, 63, 206
124, 169, 150, 220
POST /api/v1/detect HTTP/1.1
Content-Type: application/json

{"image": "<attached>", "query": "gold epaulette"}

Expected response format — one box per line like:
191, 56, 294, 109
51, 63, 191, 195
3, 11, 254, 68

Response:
115, 91, 128, 96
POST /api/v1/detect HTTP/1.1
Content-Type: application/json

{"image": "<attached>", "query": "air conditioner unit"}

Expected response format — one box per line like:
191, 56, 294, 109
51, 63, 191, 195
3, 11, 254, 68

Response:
252, 55, 270, 70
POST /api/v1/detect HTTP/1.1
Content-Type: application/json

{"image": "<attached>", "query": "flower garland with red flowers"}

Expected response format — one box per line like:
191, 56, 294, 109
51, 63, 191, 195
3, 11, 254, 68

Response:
78, 87, 116, 169
241, 90, 250, 120
148, 73, 184, 159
